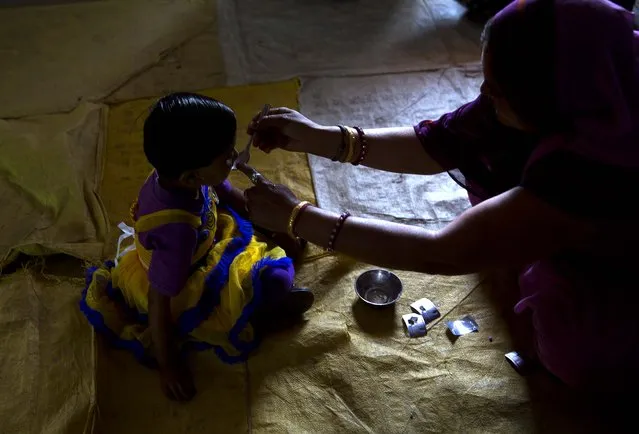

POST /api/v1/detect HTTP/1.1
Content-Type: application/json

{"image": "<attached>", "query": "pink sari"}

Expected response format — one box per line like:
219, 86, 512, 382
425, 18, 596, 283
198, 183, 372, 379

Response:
415, 0, 639, 388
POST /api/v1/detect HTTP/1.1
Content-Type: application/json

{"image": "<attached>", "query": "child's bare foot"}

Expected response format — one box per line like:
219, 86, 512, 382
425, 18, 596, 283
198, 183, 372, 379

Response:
253, 288, 314, 333
160, 362, 196, 401
283, 288, 314, 316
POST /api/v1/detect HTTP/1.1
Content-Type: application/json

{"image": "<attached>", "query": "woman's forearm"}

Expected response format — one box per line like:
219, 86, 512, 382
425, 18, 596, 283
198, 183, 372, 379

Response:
294, 206, 468, 274
293, 188, 591, 276
308, 126, 445, 175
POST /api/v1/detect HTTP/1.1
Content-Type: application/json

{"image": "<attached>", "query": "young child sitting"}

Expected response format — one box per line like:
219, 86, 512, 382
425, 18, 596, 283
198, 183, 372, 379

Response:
81, 93, 314, 401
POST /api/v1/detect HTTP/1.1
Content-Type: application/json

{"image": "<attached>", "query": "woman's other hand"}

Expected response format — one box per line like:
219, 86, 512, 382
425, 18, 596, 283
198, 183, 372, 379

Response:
244, 181, 301, 234
247, 107, 340, 155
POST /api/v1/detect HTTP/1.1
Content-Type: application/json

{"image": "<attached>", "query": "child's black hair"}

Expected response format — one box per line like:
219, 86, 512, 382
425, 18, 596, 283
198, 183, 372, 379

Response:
143, 92, 237, 179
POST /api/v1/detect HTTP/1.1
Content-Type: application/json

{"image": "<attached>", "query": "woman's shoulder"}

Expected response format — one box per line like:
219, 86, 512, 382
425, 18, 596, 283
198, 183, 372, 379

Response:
416, 94, 527, 151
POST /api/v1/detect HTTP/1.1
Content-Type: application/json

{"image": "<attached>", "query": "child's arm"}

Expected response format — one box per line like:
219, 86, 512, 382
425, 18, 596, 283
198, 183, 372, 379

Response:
149, 288, 195, 401
215, 180, 249, 219
149, 288, 173, 367
145, 223, 199, 401
215, 180, 306, 261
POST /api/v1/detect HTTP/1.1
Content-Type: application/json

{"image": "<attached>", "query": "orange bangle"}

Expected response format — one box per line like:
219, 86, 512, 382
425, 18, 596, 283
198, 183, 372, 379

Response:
288, 201, 311, 238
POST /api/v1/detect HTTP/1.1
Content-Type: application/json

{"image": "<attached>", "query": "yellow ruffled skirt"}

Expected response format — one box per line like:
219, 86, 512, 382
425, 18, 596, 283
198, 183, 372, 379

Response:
80, 206, 291, 364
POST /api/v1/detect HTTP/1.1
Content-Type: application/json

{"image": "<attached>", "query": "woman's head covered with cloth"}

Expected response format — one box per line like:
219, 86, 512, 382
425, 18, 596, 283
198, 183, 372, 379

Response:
482, 0, 638, 168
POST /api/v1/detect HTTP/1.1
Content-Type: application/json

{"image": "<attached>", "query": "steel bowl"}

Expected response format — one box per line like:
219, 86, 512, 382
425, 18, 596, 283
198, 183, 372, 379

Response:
355, 269, 403, 307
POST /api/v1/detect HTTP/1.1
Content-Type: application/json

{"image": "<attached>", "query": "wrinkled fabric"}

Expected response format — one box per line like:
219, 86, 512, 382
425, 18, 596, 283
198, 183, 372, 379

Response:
0, 103, 108, 268
0, 271, 95, 434
217, 0, 481, 85
304, 68, 479, 229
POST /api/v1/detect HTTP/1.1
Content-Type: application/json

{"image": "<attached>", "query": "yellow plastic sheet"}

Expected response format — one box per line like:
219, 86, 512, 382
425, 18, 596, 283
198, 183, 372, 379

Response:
248, 263, 527, 433
249, 261, 606, 432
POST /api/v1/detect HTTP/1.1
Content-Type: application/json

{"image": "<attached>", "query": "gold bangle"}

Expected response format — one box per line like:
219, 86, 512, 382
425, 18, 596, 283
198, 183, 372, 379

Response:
343, 126, 357, 163
288, 200, 311, 238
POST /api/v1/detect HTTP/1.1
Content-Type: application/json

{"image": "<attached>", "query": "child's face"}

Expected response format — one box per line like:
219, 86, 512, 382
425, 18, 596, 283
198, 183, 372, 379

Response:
200, 146, 238, 186
182, 146, 237, 187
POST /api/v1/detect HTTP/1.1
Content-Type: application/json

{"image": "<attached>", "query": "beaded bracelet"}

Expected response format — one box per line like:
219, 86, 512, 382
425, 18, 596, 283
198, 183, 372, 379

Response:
327, 211, 351, 252
351, 126, 368, 166
288, 201, 311, 239
332, 126, 348, 162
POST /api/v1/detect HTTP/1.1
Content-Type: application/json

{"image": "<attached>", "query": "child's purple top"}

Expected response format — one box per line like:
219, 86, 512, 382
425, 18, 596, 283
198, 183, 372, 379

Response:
133, 172, 231, 297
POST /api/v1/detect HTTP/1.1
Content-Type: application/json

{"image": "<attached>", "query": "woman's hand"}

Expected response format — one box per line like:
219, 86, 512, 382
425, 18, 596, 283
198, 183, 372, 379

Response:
248, 108, 443, 175
244, 180, 301, 234
247, 107, 341, 155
